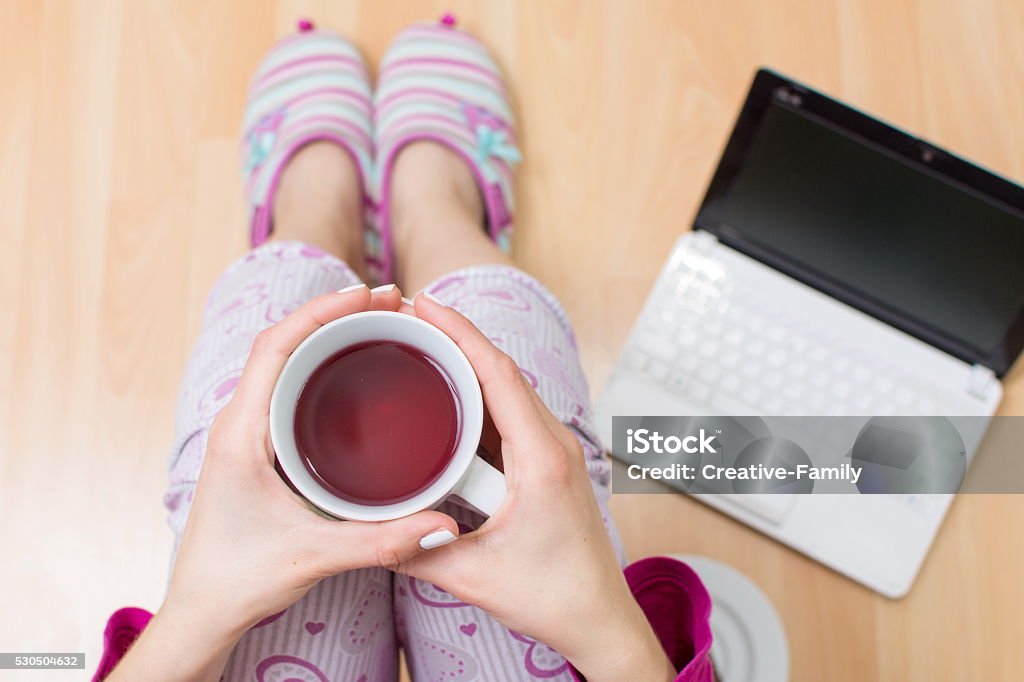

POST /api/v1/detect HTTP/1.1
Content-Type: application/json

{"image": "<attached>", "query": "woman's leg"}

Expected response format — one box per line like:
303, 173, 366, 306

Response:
165, 144, 399, 682
390, 142, 513, 292
391, 143, 625, 681
270, 141, 370, 282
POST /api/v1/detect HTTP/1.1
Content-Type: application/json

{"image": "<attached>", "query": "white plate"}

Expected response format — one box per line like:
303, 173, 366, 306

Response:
673, 554, 789, 682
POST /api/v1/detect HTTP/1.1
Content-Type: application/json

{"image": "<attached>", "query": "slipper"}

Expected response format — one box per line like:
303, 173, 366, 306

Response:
371, 13, 521, 284
241, 19, 374, 248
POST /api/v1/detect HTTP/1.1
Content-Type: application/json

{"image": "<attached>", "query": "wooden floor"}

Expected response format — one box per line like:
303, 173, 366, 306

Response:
1, 1, 1022, 680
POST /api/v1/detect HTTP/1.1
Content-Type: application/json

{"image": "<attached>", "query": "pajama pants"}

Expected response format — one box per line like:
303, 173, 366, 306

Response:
164, 241, 625, 682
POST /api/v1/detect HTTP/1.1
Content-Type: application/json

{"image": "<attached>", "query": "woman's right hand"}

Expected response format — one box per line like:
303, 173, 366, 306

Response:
399, 293, 676, 682
164, 285, 459, 631
108, 285, 460, 682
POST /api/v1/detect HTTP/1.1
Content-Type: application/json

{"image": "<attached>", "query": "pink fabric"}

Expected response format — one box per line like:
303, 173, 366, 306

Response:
256, 86, 373, 119
375, 86, 465, 113
379, 56, 507, 90
568, 557, 715, 682
93, 557, 715, 682
241, 27, 373, 249
91, 607, 153, 682
625, 557, 715, 681
93, 248, 715, 679
370, 19, 519, 283
254, 54, 369, 87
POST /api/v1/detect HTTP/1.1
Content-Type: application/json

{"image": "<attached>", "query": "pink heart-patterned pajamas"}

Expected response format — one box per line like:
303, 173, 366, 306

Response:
94, 242, 714, 681
173, 238, 618, 679
177, 240, 619, 682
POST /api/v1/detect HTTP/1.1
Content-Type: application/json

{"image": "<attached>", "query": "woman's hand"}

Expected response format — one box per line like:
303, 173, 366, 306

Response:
400, 294, 676, 682
109, 285, 458, 682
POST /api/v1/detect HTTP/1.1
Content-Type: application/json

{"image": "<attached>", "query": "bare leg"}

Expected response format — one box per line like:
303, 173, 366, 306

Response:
271, 141, 368, 282
390, 141, 513, 293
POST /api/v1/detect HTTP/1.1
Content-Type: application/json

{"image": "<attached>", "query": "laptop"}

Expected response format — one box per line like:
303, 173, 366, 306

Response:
595, 69, 1024, 598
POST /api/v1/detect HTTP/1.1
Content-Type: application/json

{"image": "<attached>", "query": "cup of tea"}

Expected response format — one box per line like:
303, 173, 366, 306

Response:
269, 310, 506, 521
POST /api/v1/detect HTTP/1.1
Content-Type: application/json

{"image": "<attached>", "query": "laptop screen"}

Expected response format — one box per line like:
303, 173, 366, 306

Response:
698, 71, 1024, 376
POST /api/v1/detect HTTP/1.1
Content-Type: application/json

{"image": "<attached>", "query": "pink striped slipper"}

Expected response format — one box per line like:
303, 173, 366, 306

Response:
242, 19, 374, 248
371, 13, 521, 284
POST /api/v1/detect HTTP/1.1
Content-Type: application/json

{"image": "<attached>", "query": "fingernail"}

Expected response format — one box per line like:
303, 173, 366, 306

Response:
401, 296, 415, 307
421, 291, 445, 306
370, 284, 396, 294
337, 284, 367, 294
419, 528, 457, 550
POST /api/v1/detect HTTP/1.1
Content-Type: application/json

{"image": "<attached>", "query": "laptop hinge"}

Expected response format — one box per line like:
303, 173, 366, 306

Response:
689, 229, 719, 254
967, 364, 997, 401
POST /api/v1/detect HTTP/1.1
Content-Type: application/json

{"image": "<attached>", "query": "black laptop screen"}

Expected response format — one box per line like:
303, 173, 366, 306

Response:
699, 84, 1024, 373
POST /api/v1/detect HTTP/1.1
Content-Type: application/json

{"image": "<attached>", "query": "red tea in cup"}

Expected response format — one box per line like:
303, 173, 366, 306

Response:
293, 341, 461, 506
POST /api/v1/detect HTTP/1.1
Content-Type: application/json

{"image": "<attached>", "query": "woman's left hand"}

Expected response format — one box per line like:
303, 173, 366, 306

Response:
396, 294, 676, 682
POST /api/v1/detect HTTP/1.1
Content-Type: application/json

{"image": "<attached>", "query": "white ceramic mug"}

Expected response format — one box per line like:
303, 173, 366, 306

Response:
269, 310, 507, 521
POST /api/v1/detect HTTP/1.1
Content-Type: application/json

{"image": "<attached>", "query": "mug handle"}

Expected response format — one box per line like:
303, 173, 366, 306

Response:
450, 453, 507, 517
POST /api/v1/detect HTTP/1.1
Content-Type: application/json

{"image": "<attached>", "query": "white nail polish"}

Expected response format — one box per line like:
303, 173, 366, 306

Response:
370, 284, 396, 294
337, 284, 367, 294
422, 291, 445, 306
401, 296, 415, 307
419, 528, 457, 550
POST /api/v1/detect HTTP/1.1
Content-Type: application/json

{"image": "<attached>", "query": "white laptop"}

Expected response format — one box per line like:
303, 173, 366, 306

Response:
595, 69, 1024, 598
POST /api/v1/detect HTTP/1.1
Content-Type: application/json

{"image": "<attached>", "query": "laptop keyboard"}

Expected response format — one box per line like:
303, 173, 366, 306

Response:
613, 242, 966, 521
624, 247, 946, 418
